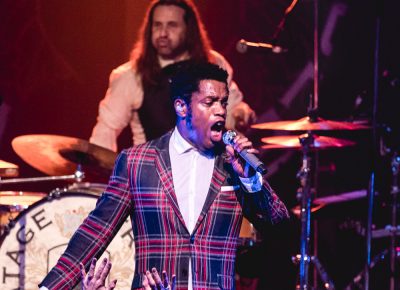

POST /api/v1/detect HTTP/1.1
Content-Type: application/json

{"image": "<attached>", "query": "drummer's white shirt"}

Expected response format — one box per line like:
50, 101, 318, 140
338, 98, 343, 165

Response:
40, 128, 262, 290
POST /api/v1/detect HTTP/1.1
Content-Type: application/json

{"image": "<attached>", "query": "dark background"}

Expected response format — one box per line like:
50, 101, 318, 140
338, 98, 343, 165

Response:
1, 1, 399, 289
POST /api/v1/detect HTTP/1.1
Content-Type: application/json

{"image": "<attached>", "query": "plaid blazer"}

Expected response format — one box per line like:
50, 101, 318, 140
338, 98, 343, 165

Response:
40, 132, 289, 290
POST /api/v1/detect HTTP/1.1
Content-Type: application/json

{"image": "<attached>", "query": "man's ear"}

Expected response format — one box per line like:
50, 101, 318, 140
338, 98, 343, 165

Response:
174, 99, 187, 117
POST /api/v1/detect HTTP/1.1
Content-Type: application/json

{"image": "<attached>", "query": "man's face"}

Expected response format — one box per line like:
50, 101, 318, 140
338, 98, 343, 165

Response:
184, 79, 228, 153
151, 5, 187, 60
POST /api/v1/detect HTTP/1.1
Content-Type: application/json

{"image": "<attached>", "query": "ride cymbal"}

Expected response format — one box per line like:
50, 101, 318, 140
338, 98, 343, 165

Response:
252, 116, 370, 131
12, 134, 117, 176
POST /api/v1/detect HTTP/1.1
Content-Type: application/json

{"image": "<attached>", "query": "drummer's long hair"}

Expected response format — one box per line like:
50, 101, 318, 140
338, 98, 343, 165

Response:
131, 0, 213, 88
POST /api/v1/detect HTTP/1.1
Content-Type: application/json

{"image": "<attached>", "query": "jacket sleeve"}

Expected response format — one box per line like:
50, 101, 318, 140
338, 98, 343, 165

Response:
238, 176, 289, 227
39, 151, 132, 290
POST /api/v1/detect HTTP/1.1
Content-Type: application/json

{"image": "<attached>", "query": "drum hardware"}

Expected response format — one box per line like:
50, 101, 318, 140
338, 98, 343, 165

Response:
67, 182, 107, 196
293, 134, 335, 290
250, 0, 371, 287
0, 191, 48, 236
348, 152, 400, 289
388, 152, 399, 290
258, 131, 361, 289
0, 160, 19, 177
357, 226, 400, 239
48, 182, 108, 199
238, 217, 259, 247
292, 255, 335, 290
343, 248, 397, 290
0, 167, 84, 185
291, 189, 368, 217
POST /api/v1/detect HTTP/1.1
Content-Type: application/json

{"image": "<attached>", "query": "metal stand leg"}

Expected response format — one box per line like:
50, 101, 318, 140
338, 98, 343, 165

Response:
346, 152, 399, 289
389, 152, 399, 290
294, 134, 335, 290
297, 141, 312, 289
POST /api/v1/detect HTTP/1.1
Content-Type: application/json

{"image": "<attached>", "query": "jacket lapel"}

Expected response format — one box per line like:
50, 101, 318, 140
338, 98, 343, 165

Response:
153, 132, 189, 234
192, 154, 228, 233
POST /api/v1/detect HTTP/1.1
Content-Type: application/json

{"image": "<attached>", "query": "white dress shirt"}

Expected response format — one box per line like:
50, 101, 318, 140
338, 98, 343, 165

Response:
169, 128, 262, 290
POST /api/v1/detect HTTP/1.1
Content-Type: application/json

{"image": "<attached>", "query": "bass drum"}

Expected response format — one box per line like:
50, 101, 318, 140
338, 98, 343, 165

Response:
0, 191, 135, 290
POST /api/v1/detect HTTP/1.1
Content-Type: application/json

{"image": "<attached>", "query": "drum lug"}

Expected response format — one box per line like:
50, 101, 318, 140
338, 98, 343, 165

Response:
49, 187, 67, 199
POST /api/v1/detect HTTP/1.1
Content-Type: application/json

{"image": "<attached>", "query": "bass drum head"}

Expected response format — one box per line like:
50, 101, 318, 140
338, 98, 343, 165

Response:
0, 191, 134, 290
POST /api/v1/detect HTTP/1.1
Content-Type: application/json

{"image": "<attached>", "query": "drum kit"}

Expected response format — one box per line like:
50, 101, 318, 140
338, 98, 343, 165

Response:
0, 135, 136, 290
0, 116, 371, 288
0, 134, 118, 229
252, 115, 371, 290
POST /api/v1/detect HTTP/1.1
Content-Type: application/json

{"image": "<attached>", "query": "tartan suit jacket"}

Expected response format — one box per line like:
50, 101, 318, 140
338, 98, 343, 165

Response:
40, 131, 289, 290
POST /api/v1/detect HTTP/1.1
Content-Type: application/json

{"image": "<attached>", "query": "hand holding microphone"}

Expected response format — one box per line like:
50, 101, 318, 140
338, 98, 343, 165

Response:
223, 130, 268, 176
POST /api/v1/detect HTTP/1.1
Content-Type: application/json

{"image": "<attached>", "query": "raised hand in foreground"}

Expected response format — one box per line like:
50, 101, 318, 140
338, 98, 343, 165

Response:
142, 267, 176, 290
80, 258, 117, 290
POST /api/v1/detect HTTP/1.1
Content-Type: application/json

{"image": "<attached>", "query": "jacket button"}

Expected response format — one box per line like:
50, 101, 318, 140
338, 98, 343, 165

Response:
190, 235, 195, 244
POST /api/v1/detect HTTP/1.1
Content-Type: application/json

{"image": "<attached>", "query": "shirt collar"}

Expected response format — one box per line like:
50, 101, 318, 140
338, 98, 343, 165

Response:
158, 52, 191, 68
171, 127, 194, 155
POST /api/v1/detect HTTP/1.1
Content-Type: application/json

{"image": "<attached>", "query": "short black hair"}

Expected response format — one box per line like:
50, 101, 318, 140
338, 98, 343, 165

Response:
168, 61, 228, 105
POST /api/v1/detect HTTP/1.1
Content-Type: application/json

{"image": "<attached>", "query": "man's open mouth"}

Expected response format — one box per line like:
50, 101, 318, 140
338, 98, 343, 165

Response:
211, 121, 225, 132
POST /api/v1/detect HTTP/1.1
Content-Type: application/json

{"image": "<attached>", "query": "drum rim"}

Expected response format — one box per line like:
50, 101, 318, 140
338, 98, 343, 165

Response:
0, 191, 98, 244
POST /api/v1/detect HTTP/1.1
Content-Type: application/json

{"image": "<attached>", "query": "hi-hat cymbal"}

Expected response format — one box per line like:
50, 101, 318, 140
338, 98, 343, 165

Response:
12, 135, 117, 176
261, 134, 355, 149
0, 160, 19, 177
252, 116, 370, 131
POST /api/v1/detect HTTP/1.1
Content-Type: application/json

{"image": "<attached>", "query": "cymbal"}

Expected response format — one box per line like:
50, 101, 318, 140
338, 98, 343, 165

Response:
0, 160, 19, 177
12, 135, 117, 176
261, 134, 355, 149
252, 116, 370, 131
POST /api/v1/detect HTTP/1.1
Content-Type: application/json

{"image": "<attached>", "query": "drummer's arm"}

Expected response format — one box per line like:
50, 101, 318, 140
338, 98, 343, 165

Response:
39, 151, 132, 289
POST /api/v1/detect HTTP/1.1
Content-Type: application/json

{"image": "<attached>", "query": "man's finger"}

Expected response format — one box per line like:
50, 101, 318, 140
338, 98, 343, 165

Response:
79, 262, 86, 278
142, 274, 151, 290
171, 275, 176, 290
107, 279, 117, 290
99, 261, 112, 284
145, 270, 156, 288
151, 267, 162, 286
94, 258, 108, 280
87, 258, 97, 281
162, 271, 169, 288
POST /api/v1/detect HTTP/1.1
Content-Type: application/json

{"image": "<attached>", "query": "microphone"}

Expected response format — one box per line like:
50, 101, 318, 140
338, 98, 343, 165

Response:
223, 130, 268, 175
236, 39, 287, 54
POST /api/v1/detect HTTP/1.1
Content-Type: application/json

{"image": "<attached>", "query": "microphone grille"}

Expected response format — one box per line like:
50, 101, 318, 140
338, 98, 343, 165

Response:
222, 130, 237, 145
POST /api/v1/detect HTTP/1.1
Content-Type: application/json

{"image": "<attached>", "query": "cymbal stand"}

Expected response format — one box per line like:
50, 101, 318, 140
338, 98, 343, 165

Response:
388, 151, 399, 290
294, 134, 335, 290
345, 151, 399, 290
0, 166, 85, 185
